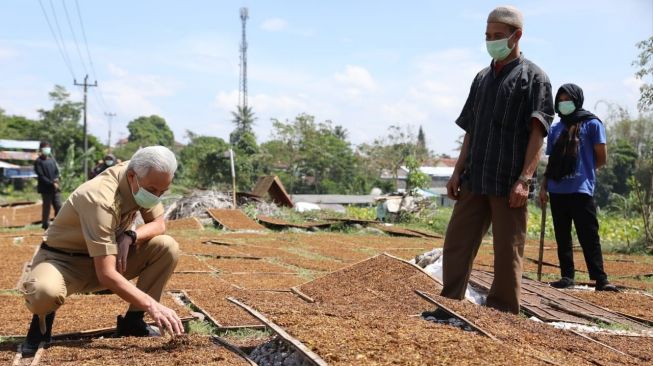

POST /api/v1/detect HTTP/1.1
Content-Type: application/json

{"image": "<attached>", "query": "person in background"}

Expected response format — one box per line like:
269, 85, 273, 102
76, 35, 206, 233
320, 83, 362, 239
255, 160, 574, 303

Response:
90, 153, 117, 179
33, 141, 61, 230
540, 83, 618, 292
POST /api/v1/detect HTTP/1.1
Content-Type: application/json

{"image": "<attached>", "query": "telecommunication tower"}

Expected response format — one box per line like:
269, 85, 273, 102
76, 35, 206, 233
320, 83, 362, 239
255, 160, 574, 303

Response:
239, 7, 249, 109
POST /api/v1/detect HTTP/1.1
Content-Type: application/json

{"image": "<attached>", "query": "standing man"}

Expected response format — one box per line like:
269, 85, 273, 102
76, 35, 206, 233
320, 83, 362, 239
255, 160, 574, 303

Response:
438, 6, 554, 314
33, 141, 62, 229
21, 146, 184, 356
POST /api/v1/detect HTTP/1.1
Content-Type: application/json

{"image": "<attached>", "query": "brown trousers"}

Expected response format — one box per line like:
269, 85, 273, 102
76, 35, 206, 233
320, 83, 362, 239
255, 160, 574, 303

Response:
22, 235, 179, 317
440, 186, 527, 314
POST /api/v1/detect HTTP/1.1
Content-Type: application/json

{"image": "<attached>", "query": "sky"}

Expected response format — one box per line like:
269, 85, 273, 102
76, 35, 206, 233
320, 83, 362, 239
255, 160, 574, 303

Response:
0, 0, 651, 156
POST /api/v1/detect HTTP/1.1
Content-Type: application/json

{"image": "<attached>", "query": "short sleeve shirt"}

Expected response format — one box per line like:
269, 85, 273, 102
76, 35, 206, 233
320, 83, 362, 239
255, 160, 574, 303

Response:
545, 119, 606, 196
44, 161, 165, 257
456, 54, 554, 196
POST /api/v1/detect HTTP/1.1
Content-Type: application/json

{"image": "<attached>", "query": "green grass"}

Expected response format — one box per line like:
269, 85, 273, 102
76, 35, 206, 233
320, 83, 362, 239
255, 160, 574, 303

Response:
0, 289, 22, 296
265, 258, 322, 280
185, 319, 218, 335
216, 327, 273, 340
595, 320, 633, 332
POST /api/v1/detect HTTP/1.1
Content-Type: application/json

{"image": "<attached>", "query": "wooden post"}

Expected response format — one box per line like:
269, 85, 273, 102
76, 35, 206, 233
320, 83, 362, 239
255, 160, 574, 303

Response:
537, 203, 547, 281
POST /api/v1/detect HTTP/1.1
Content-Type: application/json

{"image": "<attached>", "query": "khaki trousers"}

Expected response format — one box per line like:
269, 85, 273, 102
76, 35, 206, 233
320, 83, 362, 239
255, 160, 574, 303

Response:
440, 186, 527, 314
22, 235, 180, 317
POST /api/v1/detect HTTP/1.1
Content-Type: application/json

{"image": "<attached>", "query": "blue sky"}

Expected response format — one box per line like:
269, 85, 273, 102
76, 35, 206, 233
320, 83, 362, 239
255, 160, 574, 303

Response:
0, 0, 651, 155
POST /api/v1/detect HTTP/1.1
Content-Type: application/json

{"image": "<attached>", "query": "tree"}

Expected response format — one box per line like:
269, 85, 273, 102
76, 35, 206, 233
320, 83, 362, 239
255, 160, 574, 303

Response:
0, 109, 39, 140
260, 114, 362, 194
178, 133, 230, 188
229, 105, 257, 146
416, 126, 429, 162
126, 115, 175, 147
633, 36, 653, 112
405, 155, 430, 192
36, 86, 103, 175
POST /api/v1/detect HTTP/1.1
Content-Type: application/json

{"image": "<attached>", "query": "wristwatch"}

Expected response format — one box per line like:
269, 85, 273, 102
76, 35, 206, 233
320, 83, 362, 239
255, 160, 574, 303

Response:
124, 230, 138, 246
518, 175, 532, 186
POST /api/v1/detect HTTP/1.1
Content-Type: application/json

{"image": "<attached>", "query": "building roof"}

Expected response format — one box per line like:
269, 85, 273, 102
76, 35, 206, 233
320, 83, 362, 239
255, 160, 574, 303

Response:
0, 139, 40, 150
398, 166, 455, 177
251, 176, 294, 207
291, 194, 379, 205
0, 160, 20, 169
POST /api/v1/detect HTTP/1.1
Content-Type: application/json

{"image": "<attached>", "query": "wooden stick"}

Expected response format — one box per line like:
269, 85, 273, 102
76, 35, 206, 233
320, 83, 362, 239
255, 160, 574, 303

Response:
227, 297, 328, 366
290, 287, 315, 303
568, 330, 632, 358
212, 336, 258, 366
414, 290, 498, 341
29, 342, 45, 366
537, 203, 547, 282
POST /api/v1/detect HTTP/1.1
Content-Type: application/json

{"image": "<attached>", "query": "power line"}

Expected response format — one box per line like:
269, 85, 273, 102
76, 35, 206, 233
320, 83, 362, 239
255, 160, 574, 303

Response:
61, 0, 89, 76
74, 75, 98, 179
47, 0, 76, 77
37, 0, 75, 79
73, 0, 110, 112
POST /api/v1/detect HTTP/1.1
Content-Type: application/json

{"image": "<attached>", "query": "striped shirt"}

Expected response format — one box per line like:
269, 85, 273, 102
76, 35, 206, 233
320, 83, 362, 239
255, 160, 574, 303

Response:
456, 54, 554, 196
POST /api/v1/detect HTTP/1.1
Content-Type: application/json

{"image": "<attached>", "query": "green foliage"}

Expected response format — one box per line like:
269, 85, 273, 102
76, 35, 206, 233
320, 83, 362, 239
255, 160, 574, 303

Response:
405, 155, 430, 192
59, 142, 96, 194
259, 114, 364, 194
345, 206, 377, 221
177, 133, 230, 188
633, 36, 653, 112
229, 105, 257, 147
126, 115, 175, 147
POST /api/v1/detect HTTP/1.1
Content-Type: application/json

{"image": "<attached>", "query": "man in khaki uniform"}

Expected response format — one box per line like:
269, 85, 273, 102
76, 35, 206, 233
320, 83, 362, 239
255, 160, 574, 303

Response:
21, 146, 184, 355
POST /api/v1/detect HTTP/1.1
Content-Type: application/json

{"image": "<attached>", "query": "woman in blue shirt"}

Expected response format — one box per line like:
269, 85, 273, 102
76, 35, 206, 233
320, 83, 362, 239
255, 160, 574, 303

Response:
539, 83, 618, 292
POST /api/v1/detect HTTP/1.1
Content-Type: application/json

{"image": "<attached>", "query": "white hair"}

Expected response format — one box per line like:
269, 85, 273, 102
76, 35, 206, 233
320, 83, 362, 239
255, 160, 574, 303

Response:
127, 146, 178, 178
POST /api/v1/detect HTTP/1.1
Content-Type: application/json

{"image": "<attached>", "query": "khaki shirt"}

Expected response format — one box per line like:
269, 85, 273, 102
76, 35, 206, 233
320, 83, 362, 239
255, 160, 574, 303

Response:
45, 161, 165, 257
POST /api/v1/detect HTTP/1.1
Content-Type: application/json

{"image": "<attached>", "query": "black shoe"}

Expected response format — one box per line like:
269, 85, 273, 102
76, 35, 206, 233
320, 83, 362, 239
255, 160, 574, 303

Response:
21, 312, 55, 357
596, 281, 620, 292
116, 311, 160, 337
421, 307, 453, 321
550, 277, 575, 289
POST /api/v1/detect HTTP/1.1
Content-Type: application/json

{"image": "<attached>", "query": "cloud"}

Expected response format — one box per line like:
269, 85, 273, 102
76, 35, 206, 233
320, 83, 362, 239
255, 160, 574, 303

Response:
0, 45, 17, 61
334, 65, 378, 97
261, 18, 289, 32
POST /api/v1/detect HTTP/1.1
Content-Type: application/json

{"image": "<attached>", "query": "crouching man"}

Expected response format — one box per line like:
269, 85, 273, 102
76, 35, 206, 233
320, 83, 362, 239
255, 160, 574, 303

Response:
20, 146, 184, 355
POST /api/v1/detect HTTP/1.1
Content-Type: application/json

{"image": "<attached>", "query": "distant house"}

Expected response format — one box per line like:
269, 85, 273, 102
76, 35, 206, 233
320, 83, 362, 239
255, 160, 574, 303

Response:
380, 162, 457, 207
0, 139, 40, 190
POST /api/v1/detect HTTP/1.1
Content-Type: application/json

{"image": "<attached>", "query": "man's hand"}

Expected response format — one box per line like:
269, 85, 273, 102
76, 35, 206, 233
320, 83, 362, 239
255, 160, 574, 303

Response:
146, 301, 184, 336
509, 180, 529, 208
539, 188, 548, 206
116, 234, 132, 273
446, 173, 462, 200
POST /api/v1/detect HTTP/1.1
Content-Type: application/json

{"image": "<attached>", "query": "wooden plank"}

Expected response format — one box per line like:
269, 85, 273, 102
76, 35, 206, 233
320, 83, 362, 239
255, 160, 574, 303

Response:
290, 287, 315, 303
28, 342, 45, 366
207, 209, 267, 231
212, 336, 259, 366
228, 297, 328, 366
569, 330, 632, 358
415, 290, 498, 341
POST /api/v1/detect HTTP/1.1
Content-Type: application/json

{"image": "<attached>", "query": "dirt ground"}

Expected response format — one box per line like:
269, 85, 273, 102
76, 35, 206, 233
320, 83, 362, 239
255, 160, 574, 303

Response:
1, 224, 651, 364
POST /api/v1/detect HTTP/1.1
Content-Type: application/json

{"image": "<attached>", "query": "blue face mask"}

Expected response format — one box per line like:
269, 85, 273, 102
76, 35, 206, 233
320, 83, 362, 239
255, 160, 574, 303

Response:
41, 147, 51, 156
133, 177, 161, 208
105, 160, 114, 166
558, 101, 576, 116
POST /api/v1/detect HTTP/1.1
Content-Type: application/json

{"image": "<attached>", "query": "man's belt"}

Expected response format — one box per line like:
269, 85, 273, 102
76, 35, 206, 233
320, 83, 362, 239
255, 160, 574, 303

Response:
40, 242, 89, 257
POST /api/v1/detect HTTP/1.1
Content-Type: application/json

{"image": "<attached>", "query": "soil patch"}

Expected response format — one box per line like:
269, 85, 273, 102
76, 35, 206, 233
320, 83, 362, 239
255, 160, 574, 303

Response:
39, 334, 250, 365
165, 217, 204, 231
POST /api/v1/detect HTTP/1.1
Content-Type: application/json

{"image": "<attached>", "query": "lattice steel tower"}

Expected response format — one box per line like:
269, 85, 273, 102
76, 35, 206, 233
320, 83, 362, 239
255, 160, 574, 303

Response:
239, 7, 249, 109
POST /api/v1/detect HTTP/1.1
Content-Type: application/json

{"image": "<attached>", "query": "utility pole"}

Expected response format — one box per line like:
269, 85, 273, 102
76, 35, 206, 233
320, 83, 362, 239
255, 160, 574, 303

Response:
104, 112, 116, 153
74, 74, 97, 178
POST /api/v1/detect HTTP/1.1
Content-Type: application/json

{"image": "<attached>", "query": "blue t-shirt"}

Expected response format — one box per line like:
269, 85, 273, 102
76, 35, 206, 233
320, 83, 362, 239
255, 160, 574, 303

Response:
545, 118, 606, 195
